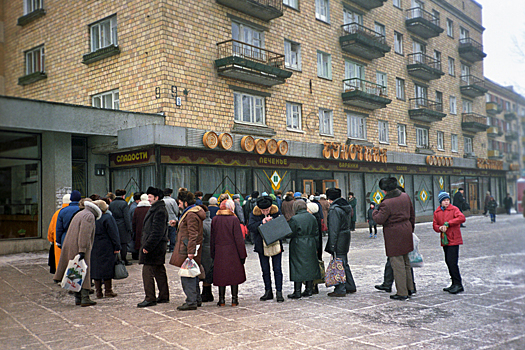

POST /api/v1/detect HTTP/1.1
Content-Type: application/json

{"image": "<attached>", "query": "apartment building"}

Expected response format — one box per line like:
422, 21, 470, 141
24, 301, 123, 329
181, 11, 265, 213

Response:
0, 0, 509, 253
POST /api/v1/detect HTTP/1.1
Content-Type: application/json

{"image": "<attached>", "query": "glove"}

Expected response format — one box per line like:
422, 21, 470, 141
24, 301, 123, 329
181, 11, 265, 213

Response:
78, 252, 85, 261
241, 258, 246, 265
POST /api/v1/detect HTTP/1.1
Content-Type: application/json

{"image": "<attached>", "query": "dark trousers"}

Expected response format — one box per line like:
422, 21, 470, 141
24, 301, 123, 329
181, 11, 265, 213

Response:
333, 253, 356, 294
142, 264, 169, 302
443, 245, 462, 286
382, 257, 416, 289
168, 226, 177, 251
350, 221, 356, 231
369, 224, 377, 234
181, 276, 201, 306
120, 243, 128, 263
490, 213, 496, 222
258, 252, 283, 292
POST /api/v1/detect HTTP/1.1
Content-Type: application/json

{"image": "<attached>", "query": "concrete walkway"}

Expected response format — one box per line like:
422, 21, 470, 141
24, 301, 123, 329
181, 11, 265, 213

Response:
1, 214, 524, 349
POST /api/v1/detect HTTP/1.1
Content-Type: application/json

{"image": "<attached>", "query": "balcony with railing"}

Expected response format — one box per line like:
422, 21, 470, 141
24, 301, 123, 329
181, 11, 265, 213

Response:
215, 40, 292, 86
459, 37, 486, 62
460, 75, 488, 98
346, 0, 387, 10
486, 101, 501, 115
504, 111, 517, 121
461, 113, 489, 133
405, 7, 443, 39
339, 23, 391, 60
407, 53, 444, 81
216, 0, 283, 21
487, 126, 502, 138
341, 78, 392, 110
408, 98, 446, 122
505, 130, 519, 141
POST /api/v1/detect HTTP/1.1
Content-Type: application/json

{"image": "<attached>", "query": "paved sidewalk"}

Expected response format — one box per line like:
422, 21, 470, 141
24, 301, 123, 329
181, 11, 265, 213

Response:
1, 214, 524, 350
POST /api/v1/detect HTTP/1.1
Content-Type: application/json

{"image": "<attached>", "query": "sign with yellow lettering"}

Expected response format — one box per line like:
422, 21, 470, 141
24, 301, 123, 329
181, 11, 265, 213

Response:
110, 149, 155, 167
476, 158, 503, 170
323, 142, 387, 163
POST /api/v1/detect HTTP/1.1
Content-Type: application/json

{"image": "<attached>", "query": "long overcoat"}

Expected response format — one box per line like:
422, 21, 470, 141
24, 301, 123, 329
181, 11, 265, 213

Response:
287, 209, 321, 282
170, 205, 206, 267
324, 197, 352, 255
373, 189, 415, 257
48, 203, 68, 268
53, 201, 102, 289
132, 201, 150, 250
109, 197, 132, 244
139, 200, 168, 265
210, 210, 247, 286
348, 197, 357, 222
91, 213, 121, 280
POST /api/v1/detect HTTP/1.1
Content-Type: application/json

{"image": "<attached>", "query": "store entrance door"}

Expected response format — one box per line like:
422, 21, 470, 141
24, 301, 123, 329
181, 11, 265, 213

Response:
468, 182, 479, 212
303, 179, 339, 196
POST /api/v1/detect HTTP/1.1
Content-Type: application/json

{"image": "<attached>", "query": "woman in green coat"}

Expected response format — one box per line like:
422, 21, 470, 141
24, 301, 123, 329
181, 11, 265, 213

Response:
287, 200, 321, 299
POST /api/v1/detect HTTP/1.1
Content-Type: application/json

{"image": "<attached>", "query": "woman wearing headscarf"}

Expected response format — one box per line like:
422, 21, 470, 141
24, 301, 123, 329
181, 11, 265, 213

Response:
210, 199, 247, 306
132, 194, 151, 259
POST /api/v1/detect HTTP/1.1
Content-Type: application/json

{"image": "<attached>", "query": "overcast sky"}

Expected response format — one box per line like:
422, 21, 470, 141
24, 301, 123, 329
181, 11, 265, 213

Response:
479, 0, 525, 95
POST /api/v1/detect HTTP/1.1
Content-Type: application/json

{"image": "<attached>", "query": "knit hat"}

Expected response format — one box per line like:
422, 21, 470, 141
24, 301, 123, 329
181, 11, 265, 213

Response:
232, 194, 240, 200
256, 196, 273, 209
146, 186, 163, 198
438, 191, 450, 203
70, 190, 81, 202
261, 192, 269, 197
269, 194, 276, 201
307, 202, 319, 214
326, 188, 342, 201
62, 194, 71, 204
379, 177, 398, 192
209, 197, 218, 205
294, 192, 302, 199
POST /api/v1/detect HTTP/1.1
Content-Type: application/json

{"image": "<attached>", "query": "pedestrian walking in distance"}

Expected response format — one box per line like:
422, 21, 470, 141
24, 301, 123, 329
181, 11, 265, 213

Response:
367, 202, 377, 238
487, 196, 498, 223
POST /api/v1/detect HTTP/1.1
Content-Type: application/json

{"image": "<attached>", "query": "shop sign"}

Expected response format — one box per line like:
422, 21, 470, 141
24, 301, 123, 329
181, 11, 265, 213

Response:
476, 158, 503, 170
241, 136, 288, 156
509, 164, 520, 171
323, 142, 387, 163
203, 131, 233, 150
257, 156, 289, 166
425, 156, 454, 167
110, 149, 154, 167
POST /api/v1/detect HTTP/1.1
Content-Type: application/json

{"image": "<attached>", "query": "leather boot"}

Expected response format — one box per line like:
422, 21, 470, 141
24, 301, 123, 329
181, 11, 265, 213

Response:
302, 281, 313, 297
201, 285, 214, 302
260, 290, 273, 301
217, 286, 226, 307
313, 283, 319, 294
231, 285, 239, 306
80, 288, 97, 307
74, 291, 81, 306
104, 279, 117, 298
94, 280, 103, 299
276, 291, 285, 302
288, 282, 302, 299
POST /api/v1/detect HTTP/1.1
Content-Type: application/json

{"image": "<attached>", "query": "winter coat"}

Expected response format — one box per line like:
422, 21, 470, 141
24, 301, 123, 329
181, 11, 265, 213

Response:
170, 205, 206, 267
201, 209, 213, 284
320, 198, 330, 225
91, 213, 121, 280
348, 197, 357, 222
281, 195, 295, 221
487, 200, 498, 214
129, 201, 138, 222
453, 191, 467, 212
367, 207, 376, 226
53, 201, 102, 289
163, 196, 179, 222
210, 210, 247, 286
247, 204, 282, 255
503, 197, 513, 210
242, 197, 257, 224
132, 201, 150, 250
287, 209, 321, 282
209, 205, 219, 219
324, 197, 353, 255
109, 197, 132, 244
48, 203, 68, 268
139, 200, 168, 265
373, 189, 415, 257
234, 200, 245, 224
433, 204, 465, 246
55, 202, 80, 247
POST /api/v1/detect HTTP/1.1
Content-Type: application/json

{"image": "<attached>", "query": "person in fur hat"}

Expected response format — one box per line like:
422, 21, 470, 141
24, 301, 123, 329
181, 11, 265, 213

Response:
53, 198, 104, 307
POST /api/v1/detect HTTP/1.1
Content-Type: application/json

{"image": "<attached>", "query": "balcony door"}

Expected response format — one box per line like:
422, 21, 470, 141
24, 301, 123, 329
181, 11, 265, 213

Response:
414, 84, 427, 107
344, 60, 364, 90
232, 22, 264, 60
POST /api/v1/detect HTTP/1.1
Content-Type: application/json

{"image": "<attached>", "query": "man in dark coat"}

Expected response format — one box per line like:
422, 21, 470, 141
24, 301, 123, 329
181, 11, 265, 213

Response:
347, 192, 357, 231
373, 177, 415, 300
325, 188, 356, 297
109, 189, 133, 265
55, 190, 82, 248
453, 188, 467, 227
503, 193, 513, 215
242, 191, 259, 225
137, 187, 169, 308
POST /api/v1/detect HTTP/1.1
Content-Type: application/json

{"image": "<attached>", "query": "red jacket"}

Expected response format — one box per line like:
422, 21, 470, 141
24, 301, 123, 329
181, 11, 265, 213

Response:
433, 204, 465, 246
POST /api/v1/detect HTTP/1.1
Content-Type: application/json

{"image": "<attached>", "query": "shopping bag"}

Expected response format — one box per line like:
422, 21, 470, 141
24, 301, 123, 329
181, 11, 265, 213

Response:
263, 240, 281, 257
440, 231, 449, 246
409, 233, 424, 268
313, 260, 326, 285
178, 258, 201, 278
325, 257, 346, 287
240, 224, 248, 239
60, 254, 87, 292
114, 254, 129, 280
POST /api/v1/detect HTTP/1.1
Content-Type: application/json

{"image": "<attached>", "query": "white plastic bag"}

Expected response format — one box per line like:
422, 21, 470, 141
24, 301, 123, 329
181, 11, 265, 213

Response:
60, 254, 87, 292
178, 258, 201, 278
409, 233, 424, 268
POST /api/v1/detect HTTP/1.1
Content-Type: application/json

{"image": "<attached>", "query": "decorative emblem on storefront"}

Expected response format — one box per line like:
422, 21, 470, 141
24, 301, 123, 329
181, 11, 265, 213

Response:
418, 189, 429, 202
371, 190, 384, 204
218, 133, 233, 150
266, 139, 278, 155
241, 136, 255, 152
322, 142, 387, 163
203, 131, 233, 150
398, 175, 405, 188
263, 170, 287, 191
476, 158, 503, 170
439, 176, 444, 190
425, 156, 454, 167
240, 136, 288, 155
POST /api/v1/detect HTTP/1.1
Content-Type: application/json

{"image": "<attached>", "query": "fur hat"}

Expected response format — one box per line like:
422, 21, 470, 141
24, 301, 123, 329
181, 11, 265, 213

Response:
320, 194, 327, 199
146, 186, 163, 198
256, 196, 273, 209
379, 177, 399, 192
232, 194, 240, 200
140, 193, 148, 202
115, 189, 126, 197
251, 191, 259, 199
62, 194, 71, 204
438, 191, 450, 203
70, 190, 81, 202
306, 202, 319, 214
93, 199, 108, 213
326, 188, 342, 201
84, 199, 102, 220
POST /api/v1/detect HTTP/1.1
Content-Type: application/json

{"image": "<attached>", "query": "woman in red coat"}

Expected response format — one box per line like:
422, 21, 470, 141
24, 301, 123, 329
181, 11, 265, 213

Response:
433, 191, 466, 294
210, 199, 247, 307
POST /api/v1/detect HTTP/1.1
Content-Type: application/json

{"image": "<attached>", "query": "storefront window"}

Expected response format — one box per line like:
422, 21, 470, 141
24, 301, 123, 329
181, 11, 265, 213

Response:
165, 165, 197, 193
112, 166, 155, 195
0, 131, 41, 240
72, 137, 87, 196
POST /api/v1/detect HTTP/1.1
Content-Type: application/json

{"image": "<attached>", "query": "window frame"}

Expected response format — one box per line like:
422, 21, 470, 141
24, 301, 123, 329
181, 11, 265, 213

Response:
25, 45, 45, 75
315, 0, 330, 23
286, 102, 302, 131
416, 127, 429, 148
449, 95, 457, 114
378, 120, 389, 144
319, 108, 334, 136
446, 18, 454, 37
397, 124, 407, 146
92, 89, 120, 110
464, 136, 473, 154
347, 113, 367, 140
283, 0, 299, 10
317, 50, 332, 80
394, 31, 404, 55
451, 134, 458, 152
284, 39, 301, 71
233, 91, 266, 125
24, 0, 43, 15
448, 57, 455, 76
393, 0, 401, 9
396, 78, 405, 100
90, 15, 118, 53
437, 131, 444, 151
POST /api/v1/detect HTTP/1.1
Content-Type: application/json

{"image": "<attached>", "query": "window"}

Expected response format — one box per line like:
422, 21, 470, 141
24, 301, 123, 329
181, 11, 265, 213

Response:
90, 16, 118, 52
315, 0, 330, 23
284, 40, 301, 70
25, 46, 45, 75
376, 72, 387, 95
344, 60, 364, 90
396, 78, 405, 100
414, 84, 427, 107
317, 51, 332, 79
286, 102, 302, 130
435, 91, 443, 111
464, 136, 473, 154
24, 0, 43, 14
459, 27, 469, 39
232, 22, 264, 59
449, 96, 457, 114
437, 131, 444, 150
234, 92, 265, 125
92, 89, 119, 110
446, 19, 454, 37
378, 121, 389, 143
448, 57, 455, 76
416, 127, 429, 148
398, 124, 407, 145
413, 41, 426, 63
451, 134, 458, 152
432, 10, 440, 23
505, 101, 511, 111
434, 50, 441, 64
463, 99, 472, 113
319, 108, 333, 135
283, 0, 298, 9
375, 22, 386, 38
394, 32, 403, 54
393, 0, 401, 8
348, 113, 366, 139
343, 7, 361, 25
460, 63, 470, 81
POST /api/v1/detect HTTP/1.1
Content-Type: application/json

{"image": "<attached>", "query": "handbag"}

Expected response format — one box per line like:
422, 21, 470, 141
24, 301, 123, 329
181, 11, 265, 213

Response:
313, 260, 326, 285
325, 257, 346, 287
409, 233, 424, 268
257, 215, 292, 245
60, 254, 87, 292
114, 254, 129, 280
263, 240, 281, 257
178, 258, 201, 277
